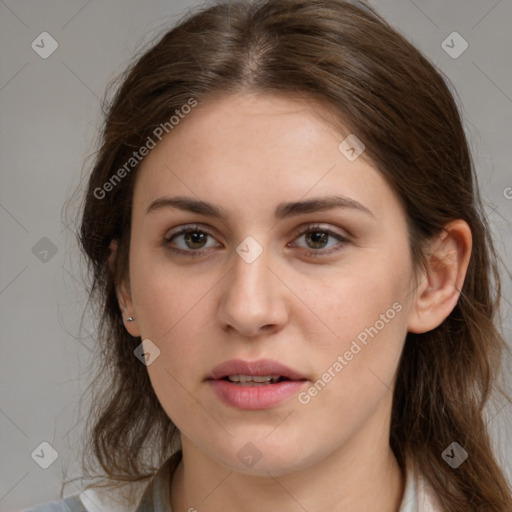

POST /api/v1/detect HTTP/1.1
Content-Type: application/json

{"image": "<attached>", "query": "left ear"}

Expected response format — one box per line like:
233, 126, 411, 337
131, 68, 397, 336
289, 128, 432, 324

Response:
407, 219, 472, 334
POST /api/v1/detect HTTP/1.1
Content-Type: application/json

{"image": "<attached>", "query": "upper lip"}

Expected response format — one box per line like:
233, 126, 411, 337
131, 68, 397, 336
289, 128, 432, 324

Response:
207, 358, 307, 381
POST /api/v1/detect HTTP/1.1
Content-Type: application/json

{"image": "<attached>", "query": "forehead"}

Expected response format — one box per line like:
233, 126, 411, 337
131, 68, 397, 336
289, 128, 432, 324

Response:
132, 92, 402, 224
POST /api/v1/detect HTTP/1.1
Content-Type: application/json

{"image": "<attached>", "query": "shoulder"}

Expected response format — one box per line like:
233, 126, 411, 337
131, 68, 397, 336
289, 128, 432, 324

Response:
24, 495, 88, 512
25, 451, 181, 512
24, 486, 142, 512
23, 483, 144, 512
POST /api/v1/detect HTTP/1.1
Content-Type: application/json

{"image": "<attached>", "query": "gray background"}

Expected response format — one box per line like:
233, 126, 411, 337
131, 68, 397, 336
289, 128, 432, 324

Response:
1, 0, 511, 510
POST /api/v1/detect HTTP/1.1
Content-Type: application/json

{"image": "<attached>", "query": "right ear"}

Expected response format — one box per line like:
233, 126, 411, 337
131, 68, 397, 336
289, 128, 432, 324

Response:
109, 239, 140, 337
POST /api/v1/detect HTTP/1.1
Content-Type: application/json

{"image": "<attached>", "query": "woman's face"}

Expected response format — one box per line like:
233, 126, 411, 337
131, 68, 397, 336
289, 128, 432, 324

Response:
122, 92, 418, 475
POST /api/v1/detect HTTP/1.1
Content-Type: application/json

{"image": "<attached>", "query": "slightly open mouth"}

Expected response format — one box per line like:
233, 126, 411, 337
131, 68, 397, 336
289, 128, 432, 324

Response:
218, 375, 302, 386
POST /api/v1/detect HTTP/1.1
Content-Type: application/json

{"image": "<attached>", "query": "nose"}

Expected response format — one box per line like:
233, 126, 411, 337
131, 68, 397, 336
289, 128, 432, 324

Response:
217, 246, 289, 338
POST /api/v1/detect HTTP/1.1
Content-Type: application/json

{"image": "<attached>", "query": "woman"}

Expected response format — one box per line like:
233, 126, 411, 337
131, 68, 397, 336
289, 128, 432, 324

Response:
27, 0, 511, 510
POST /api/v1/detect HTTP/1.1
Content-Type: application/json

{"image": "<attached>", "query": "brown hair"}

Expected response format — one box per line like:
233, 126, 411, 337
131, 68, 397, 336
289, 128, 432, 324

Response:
72, 0, 511, 509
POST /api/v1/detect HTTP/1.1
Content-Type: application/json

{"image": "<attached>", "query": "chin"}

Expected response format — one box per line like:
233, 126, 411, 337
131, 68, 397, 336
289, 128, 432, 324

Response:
210, 436, 317, 477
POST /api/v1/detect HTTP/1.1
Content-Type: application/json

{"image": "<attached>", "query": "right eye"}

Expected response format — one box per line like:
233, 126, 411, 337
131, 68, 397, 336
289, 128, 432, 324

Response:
164, 224, 222, 257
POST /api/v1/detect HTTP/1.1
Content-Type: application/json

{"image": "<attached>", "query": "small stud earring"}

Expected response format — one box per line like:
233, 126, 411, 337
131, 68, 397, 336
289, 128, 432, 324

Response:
126, 317, 134, 322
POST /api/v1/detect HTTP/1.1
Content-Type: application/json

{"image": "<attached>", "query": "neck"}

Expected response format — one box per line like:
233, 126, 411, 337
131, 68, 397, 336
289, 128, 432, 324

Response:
170, 421, 404, 512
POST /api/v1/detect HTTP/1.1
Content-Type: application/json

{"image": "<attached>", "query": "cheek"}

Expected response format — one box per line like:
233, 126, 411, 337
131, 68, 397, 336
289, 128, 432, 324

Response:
297, 252, 410, 409
135, 295, 213, 437
308, 287, 406, 399
293, 291, 407, 458
129, 249, 214, 398
299, 256, 410, 352
130, 247, 213, 340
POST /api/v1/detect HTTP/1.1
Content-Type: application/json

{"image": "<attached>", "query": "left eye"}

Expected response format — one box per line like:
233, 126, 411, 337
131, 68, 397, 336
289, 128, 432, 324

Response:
164, 224, 348, 257
290, 226, 348, 253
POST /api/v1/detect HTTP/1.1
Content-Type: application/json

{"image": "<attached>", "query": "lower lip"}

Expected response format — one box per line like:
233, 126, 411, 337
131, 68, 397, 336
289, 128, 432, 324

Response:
207, 379, 307, 410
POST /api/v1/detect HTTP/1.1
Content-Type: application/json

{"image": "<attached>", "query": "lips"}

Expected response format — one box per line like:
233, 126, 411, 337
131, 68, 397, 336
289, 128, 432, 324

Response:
207, 358, 307, 382
206, 359, 308, 409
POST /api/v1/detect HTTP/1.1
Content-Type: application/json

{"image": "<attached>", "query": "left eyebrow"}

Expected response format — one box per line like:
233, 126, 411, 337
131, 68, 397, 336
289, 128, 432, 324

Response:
275, 195, 374, 219
145, 194, 374, 219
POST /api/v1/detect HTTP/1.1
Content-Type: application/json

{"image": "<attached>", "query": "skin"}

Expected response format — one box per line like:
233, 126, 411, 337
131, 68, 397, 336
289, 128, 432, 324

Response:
115, 92, 472, 511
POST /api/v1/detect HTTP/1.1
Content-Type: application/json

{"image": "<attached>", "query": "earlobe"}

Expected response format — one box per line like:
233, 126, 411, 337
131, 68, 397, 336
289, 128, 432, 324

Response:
407, 219, 472, 334
109, 239, 141, 337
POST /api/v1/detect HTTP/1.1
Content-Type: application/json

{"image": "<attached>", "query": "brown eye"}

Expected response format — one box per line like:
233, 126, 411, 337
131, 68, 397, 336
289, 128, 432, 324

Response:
304, 231, 330, 249
290, 225, 349, 256
182, 230, 208, 249
164, 225, 221, 256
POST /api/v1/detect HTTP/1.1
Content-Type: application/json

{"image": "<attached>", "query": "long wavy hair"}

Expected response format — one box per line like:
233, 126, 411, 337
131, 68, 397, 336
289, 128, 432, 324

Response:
70, 0, 511, 509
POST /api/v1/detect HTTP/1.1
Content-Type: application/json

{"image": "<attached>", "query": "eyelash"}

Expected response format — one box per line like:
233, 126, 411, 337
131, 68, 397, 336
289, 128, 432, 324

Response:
163, 223, 350, 259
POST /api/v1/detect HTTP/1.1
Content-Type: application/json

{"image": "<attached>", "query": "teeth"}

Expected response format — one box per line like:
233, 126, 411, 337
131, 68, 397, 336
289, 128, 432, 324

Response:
227, 375, 281, 384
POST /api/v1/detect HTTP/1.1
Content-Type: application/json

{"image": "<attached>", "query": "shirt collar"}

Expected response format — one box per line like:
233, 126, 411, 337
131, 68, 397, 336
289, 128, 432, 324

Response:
134, 451, 430, 512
